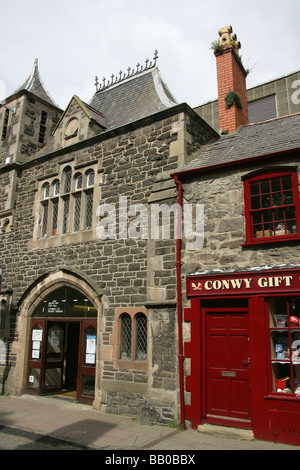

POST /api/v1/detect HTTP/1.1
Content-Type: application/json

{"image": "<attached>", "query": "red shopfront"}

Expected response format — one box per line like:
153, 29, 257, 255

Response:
184, 267, 300, 446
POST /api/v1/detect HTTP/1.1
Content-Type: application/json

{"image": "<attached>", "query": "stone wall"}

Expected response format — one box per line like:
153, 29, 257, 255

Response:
0, 104, 215, 424
181, 161, 300, 282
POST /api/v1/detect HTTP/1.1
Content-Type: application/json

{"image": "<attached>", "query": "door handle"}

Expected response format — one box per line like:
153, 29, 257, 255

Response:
243, 358, 250, 367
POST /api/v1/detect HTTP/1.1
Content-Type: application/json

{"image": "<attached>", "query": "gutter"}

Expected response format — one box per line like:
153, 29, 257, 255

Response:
171, 146, 300, 180
174, 175, 185, 428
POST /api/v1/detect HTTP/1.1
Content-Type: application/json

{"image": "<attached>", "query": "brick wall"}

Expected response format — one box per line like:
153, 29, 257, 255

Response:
215, 47, 248, 133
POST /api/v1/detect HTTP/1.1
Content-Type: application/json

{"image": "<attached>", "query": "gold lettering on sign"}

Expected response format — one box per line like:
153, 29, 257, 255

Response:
192, 275, 294, 293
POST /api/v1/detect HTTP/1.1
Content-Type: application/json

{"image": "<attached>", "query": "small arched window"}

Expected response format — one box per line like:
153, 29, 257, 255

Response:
75, 174, 83, 190
43, 183, 50, 200
120, 313, 132, 360
117, 309, 148, 366
53, 180, 60, 196
86, 170, 95, 187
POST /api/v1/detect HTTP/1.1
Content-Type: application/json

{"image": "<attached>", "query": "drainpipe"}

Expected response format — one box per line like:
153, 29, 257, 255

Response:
174, 175, 185, 428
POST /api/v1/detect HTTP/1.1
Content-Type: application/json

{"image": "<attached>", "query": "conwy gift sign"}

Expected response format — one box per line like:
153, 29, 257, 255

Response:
186, 269, 300, 297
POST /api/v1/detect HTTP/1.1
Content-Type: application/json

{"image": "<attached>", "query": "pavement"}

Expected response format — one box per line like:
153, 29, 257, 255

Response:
0, 394, 298, 453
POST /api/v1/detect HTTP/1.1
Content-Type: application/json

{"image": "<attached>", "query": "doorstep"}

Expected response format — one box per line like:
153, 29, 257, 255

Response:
197, 423, 254, 441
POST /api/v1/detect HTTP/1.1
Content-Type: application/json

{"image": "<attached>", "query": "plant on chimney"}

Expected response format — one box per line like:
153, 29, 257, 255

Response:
210, 39, 225, 54
225, 90, 243, 109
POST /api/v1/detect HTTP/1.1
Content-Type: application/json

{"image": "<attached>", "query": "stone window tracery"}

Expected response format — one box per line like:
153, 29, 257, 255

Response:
37, 164, 97, 239
113, 308, 148, 370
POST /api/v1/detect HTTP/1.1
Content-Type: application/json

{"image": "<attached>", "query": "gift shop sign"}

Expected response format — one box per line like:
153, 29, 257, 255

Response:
186, 269, 300, 297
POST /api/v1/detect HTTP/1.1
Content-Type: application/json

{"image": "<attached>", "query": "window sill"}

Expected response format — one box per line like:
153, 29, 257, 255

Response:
28, 228, 98, 250
116, 359, 148, 371
242, 235, 300, 247
264, 393, 300, 403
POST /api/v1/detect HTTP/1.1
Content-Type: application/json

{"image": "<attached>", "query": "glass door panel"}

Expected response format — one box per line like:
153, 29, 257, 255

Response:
42, 322, 65, 394
77, 320, 97, 404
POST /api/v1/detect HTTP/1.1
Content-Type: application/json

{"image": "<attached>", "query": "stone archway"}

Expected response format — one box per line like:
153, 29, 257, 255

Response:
14, 268, 104, 408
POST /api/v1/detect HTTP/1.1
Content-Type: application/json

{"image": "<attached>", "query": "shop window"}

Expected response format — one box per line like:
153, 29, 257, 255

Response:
115, 308, 148, 369
268, 297, 300, 397
243, 169, 300, 244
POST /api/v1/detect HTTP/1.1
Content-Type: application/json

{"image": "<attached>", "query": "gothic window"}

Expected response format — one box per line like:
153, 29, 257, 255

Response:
135, 313, 147, 360
38, 164, 97, 239
41, 203, 49, 237
75, 174, 83, 190
86, 170, 95, 187
120, 313, 132, 360
73, 193, 82, 232
43, 183, 50, 200
51, 199, 59, 236
117, 309, 148, 368
53, 180, 60, 196
63, 166, 72, 193
85, 190, 93, 230
85, 170, 95, 230
62, 197, 70, 235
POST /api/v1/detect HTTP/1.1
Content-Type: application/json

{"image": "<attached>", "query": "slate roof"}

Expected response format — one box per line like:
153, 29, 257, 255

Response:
177, 112, 300, 175
11, 59, 60, 108
89, 67, 177, 130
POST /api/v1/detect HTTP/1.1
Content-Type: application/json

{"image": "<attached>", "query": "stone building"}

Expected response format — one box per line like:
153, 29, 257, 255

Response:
0, 52, 217, 424
172, 26, 300, 445
1, 24, 300, 446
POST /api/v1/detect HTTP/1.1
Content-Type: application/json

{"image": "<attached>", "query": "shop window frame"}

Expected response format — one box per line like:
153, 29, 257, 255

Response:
243, 169, 300, 245
266, 295, 300, 399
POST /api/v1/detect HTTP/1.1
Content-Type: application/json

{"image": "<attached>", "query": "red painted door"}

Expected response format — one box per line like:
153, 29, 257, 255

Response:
205, 308, 251, 426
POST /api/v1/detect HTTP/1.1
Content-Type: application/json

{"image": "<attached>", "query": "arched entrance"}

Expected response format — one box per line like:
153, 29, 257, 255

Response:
26, 286, 98, 405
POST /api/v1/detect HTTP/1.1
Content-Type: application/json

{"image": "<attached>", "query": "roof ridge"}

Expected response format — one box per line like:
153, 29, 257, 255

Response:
94, 51, 158, 93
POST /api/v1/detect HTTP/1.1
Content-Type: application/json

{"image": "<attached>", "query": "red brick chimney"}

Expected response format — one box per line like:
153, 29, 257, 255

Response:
214, 25, 249, 133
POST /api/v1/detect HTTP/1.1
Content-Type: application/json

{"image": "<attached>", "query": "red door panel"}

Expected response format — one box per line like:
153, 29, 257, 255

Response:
206, 309, 251, 424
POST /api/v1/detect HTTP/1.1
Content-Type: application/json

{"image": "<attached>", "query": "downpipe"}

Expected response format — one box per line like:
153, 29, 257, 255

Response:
174, 175, 185, 428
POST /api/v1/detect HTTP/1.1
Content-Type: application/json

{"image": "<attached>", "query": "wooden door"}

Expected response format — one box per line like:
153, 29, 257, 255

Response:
27, 319, 46, 394
77, 319, 97, 404
205, 308, 251, 426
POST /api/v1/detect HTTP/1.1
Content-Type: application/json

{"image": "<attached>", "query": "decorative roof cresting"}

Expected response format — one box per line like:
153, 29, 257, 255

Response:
95, 50, 159, 92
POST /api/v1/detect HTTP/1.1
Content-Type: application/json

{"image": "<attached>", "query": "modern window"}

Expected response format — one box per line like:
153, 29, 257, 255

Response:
268, 297, 300, 397
243, 169, 300, 244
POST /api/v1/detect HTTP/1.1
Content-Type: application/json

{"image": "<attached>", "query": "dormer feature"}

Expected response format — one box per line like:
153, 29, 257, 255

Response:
52, 95, 106, 150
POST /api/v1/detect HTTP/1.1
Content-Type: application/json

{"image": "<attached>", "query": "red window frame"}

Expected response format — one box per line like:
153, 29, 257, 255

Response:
243, 169, 300, 245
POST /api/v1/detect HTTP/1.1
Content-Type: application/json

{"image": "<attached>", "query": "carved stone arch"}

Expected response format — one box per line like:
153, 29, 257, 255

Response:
15, 268, 106, 401
18, 267, 103, 317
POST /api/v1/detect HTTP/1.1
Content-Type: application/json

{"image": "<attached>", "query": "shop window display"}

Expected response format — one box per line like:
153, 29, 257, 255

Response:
268, 298, 300, 396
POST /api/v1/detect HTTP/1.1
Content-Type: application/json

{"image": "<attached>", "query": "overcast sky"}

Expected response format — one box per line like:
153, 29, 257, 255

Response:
1, 0, 299, 110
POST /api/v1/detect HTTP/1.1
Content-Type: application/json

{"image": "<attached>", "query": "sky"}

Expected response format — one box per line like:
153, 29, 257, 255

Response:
1, 0, 299, 110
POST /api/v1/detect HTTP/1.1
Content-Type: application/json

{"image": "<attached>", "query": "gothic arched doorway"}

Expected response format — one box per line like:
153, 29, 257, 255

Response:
26, 286, 97, 404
